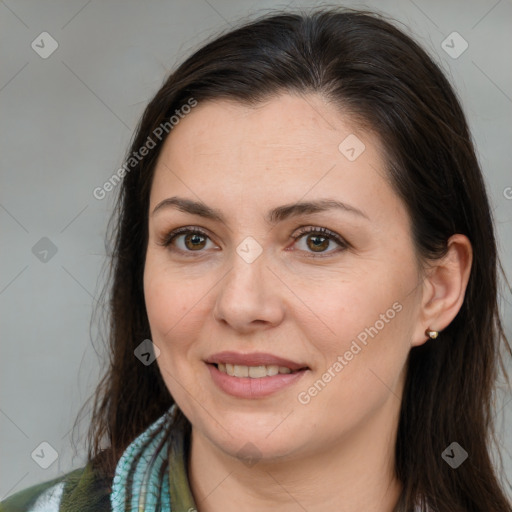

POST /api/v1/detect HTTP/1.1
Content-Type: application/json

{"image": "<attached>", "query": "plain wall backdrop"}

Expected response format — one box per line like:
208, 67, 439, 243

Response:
1, 0, 511, 500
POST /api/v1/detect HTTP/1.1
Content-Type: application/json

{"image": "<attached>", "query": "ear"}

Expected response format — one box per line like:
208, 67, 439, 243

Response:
411, 234, 473, 347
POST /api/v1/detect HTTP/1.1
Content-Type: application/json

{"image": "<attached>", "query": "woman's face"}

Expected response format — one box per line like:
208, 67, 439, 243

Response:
144, 93, 426, 462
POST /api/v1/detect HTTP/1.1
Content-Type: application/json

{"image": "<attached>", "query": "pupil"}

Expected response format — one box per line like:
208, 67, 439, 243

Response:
186, 233, 205, 250
309, 235, 328, 252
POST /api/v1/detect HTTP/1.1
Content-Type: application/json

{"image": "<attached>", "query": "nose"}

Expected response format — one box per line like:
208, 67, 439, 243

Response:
212, 245, 285, 333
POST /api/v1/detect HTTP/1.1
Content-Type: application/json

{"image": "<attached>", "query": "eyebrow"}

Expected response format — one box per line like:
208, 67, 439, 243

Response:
151, 196, 369, 223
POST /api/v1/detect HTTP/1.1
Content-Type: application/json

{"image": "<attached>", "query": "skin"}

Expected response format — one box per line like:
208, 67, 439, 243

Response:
143, 93, 472, 512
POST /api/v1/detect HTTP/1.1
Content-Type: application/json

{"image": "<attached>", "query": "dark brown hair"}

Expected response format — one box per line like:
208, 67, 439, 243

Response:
76, 7, 512, 511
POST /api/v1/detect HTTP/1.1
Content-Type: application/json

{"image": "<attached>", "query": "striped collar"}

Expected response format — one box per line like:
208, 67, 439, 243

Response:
110, 405, 197, 512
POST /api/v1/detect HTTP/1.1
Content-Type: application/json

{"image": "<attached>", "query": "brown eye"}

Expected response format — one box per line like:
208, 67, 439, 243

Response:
183, 232, 207, 250
305, 234, 330, 252
291, 226, 349, 256
161, 227, 216, 255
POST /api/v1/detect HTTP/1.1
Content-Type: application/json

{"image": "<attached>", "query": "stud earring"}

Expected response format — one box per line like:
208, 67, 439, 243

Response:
426, 328, 439, 339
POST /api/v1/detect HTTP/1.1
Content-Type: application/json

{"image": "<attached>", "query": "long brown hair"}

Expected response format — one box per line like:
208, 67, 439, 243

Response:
75, 7, 512, 511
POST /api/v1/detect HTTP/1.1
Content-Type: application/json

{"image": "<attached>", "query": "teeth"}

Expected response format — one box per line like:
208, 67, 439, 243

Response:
266, 365, 279, 376
216, 363, 296, 378
234, 365, 249, 377
248, 365, 267, 378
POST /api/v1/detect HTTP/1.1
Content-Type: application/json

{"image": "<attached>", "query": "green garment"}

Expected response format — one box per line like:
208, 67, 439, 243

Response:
0, 417, 197, 512
1, 414, 418, 512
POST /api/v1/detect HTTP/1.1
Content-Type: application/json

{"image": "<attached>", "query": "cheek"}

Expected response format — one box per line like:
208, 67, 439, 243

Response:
143, 254, 217, 378
303, 271, 407, 349
144, 274, 176, 336
143, 260, 210, 411
300, 269, 415, 403
144, 252, 200, 333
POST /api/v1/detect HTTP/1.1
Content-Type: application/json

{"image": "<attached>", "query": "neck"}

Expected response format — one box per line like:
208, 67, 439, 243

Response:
187, 394, 404, 512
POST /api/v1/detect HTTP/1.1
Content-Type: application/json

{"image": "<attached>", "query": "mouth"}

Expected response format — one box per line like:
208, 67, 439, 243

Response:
205, 351, 310, 375
209, 362, 307, 378
205, 351, 310, 398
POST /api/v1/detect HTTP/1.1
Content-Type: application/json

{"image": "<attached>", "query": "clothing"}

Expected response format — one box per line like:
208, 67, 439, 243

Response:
0, 406, 422, 511
0, 406, 197, 512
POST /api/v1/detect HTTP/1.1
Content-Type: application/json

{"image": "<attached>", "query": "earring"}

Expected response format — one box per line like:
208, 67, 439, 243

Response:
426, 328, 439, 339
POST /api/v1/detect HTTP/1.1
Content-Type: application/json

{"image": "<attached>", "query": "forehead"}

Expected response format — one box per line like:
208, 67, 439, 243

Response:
158, 94, 375, 170
149, 93, 400, 225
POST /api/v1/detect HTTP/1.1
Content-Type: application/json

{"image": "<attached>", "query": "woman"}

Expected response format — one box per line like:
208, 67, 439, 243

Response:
1, 7, 511, 512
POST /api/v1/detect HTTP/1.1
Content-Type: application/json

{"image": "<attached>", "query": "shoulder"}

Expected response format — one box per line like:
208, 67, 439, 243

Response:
0, 471, 73, 512
0, 462, 112, 512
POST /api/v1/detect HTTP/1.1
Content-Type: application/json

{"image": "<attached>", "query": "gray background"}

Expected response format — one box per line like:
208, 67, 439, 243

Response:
1, 0, 511, 501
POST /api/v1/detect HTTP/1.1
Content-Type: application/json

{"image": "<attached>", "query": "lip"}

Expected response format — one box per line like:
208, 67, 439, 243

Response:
205, 351, 308, 372
205, 351, 310, 399
206, 363, 308, 399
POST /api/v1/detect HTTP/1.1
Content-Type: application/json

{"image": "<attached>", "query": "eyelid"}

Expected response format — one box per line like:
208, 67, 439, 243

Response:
289, 225, 350, 256
158, 226, 214, 248
291, 225, 349, 246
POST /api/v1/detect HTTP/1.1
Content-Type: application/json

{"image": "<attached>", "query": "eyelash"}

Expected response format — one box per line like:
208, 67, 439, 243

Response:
159, 225, 349, 258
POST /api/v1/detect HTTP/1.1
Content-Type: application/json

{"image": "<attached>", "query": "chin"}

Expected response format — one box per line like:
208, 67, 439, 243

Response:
196, 412, 306, 461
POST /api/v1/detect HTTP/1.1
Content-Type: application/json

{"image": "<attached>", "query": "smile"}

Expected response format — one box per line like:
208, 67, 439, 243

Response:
206, 363, 308, 399
216, 363, 295, 378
